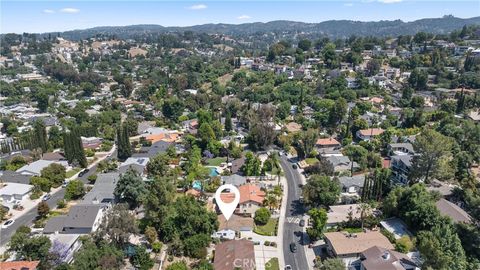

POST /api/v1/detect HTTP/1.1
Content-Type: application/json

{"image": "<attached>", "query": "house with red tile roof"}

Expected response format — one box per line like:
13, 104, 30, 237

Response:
356, 128, 385, 141
0, 261, 40, 270
238, 184, 265, 217
316, 137, 341, 148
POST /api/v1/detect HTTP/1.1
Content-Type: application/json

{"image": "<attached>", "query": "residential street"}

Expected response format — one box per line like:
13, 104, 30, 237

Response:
0, 148, 116, 248
280, 155, 310, 270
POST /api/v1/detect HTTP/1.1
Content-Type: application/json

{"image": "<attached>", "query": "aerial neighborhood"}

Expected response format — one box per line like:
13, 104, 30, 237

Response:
0, 12, 480, 270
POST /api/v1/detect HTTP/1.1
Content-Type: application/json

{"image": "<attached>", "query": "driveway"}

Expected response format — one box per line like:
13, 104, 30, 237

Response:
254, 244, 279, 270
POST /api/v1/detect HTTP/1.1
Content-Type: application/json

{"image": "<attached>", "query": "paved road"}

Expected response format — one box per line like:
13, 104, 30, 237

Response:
0, 149, 116, 247
280, 155, 310, 270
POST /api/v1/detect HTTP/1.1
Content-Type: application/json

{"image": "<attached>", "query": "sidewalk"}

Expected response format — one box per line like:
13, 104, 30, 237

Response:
277, 175, 288, 269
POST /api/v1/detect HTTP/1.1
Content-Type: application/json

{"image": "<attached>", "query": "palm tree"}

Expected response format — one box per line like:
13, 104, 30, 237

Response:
269, 151, 282, 184
263, 193, 279, 210
357, 203, 372, 230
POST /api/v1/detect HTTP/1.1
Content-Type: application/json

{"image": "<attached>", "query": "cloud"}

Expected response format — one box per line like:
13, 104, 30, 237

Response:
43, 9, 55, 14
237, 15, 251, 20
60, 8, 80, 13
343, 3, 354, 7
188, 4, 207, 10
377, 0, 403, 3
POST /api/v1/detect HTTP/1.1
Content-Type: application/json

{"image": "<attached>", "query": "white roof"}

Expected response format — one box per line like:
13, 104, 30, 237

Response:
121, 157, 150, 167
0, 182, 33, 195
16, 160, 56, 175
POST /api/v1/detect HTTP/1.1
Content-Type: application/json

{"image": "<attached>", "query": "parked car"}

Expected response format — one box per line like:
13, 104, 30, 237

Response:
62, 181, 68, 188
284, 266, 292, 270
292, 164, 298, 169
2, 219, 14, 228
42, 194, 51, 201
290, 242, 297, 253
299, 219, 305, 227
78, 168, 90, 177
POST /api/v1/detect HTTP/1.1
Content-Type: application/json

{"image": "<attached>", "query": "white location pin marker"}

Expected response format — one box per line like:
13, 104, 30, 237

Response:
215, 184, 240, 221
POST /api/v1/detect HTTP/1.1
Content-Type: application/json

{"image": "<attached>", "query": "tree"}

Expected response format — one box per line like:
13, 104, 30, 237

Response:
144, 226, 158, 245
40, 163, 66, 187
117, 123, 132, 161
328, 98, 347, 129
166, 261, 188, 270
298, 39, 312, 52
94, 204, 139, 248
146, 153, 170, 177
72, 238, 124, 270
243, 151, 261, 176
316, 258, 345, 270
395, 236, 414, 253
63, 129, 87, 168
37, 201, 50, 218
114, 169, 147, 209
162, 97, 184, 121
8, 228, 52, 268
303, 175, 340, 207
304, 157, 334, 176
33, 120, 48, 153
366, 59, 381, 76
299, 129, 318, 158
225, 112, 232, 132
254, 207, 271, 225
416, 221, 467, 270
307, 208, 327, 241
64, 179, 85, 200
131, 245, 154, 270
410, 129, 454, 183
144, 176, 175, 229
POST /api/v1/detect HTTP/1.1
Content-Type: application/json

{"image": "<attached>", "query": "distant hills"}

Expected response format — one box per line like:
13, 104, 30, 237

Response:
47, 15, 480, 40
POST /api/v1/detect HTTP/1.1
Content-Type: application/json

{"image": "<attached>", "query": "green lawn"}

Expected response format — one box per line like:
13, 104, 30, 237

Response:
305, 157, 319, 165
66, 168, 81, 178
254, 218, 278, 236
206, 157, 227, 166
265, 258, 279, 270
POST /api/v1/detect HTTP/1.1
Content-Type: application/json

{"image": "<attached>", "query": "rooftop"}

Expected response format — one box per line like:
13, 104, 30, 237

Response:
324, 230, 394, 256
435, 198, 471, 223
361, 245, 418, 270
214, 239, 255, 270
0, 261, 40, 270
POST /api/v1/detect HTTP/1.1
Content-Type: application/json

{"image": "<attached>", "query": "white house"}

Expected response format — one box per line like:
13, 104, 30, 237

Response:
0, 182, 33, 203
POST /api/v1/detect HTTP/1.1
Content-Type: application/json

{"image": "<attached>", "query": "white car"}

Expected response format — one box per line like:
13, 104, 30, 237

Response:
2, 219, 14, 228
284, 266, 293, 270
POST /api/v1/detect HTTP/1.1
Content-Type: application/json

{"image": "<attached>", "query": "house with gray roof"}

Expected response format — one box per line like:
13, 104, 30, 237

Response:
16, 160, 67, 176
221, 174, 247, 186
338, 174, 365, 199
43, 204, 107, 234
0, 170, 32, 185
391, 155, 413, 185
326, 156, 359, 173
82, 173, 119, 204
388, 143, 415, 156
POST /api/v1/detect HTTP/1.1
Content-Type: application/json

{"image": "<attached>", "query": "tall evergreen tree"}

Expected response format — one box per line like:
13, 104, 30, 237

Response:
117, 123, 132, 161
225, 112, 232, 132
33, 120, 48, 153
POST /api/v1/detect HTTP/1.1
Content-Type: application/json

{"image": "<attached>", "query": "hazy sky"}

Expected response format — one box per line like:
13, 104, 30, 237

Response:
1, 0, 479, 33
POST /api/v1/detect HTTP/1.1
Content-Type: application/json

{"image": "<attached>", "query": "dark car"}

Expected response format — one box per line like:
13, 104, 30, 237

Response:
290, 242, 297, 253
299, 219, 305, 227
292, 164, 298, 169
78, 169, 90, 177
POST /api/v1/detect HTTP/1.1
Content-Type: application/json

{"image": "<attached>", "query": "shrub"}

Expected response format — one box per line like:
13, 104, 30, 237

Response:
152, 241, 162, 253
395, 236, 414, 253
264, 241, 271, 246
87, 174, 97, 184
57, 199, 66, 209
254, 207, 271, 225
